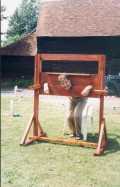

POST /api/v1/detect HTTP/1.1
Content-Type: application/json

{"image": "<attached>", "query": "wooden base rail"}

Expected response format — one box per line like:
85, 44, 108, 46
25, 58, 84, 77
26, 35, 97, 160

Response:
28, 136, 97, 148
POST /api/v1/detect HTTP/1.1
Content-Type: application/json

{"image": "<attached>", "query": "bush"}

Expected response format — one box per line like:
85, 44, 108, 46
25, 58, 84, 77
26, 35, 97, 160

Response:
106, 75, 120, 97
1, 78, 33, 89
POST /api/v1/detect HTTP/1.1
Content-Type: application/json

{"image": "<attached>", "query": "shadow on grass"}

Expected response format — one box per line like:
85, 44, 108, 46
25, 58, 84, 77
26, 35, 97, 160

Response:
104, 134, 120, 155
86, 133, 120, 155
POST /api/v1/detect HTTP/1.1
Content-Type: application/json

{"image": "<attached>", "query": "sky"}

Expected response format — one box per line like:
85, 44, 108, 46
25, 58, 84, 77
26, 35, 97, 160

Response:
1, 0, 57, 39
1, 0, 22, 39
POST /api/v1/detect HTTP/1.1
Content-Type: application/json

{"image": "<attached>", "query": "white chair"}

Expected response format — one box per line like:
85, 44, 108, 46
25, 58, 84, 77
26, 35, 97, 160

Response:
63, 99, 94, 139
81, 104, 94, 141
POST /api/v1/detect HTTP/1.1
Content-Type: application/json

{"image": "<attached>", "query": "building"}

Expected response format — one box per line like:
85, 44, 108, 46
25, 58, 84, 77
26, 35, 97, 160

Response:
37, 0, 120, 74
0, 32, 36, 77
1, 0, 120, 78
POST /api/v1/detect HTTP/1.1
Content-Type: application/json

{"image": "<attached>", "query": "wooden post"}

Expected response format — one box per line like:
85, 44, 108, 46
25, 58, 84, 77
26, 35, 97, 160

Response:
94, 55, 107, 155
33, 54, 44, 136
99, 96, 104, 132
98, 55, 106, 131
33, 54, 39, 136
20, 54, 46, 145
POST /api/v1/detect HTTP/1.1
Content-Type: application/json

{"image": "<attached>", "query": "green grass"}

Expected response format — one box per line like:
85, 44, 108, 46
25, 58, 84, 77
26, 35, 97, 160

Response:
1, 95, 120, 187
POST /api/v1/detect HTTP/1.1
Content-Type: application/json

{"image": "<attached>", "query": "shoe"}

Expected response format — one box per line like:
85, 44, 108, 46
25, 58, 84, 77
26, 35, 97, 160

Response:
75, 135, 81, 140
75, 133, 83, 140
69, 133, 76, 138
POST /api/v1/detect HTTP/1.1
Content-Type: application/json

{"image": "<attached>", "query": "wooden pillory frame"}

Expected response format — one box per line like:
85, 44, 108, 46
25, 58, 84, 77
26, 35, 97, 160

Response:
20, 54, 108, 156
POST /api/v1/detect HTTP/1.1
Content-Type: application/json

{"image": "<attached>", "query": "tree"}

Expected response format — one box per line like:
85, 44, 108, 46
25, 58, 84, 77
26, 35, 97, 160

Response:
6, 0, 39, 44
0, 4, 7, 46
1, 5, 7, 20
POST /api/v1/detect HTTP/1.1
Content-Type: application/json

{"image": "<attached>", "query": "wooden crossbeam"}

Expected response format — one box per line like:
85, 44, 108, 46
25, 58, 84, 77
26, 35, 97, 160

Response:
41, 54, 104, 61
29, 136, 97, 149
93, 89, 108, 95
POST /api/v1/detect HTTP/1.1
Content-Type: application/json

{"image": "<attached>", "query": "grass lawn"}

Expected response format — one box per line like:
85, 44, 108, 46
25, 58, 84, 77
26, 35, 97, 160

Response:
1, 93, 120, 187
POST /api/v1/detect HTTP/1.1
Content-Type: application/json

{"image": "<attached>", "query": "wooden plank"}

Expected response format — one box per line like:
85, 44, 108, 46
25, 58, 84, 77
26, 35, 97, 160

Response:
29, 136, 97, 148
46, 72, 95, 76
97, 55, 106, 90
20, 114, 34, 145
94, 120, 106, 156
33, 55, 39, 136
99, 96, 104, 131
33, 54, 44, 136
41, 74, 107, 97
93, 89, 107, 95
41, 54, 104, 62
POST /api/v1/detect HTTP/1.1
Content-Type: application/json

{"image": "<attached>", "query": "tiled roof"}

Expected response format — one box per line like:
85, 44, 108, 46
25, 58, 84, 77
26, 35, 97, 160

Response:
0, 32, 36, 56
37, 0, 120, 36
